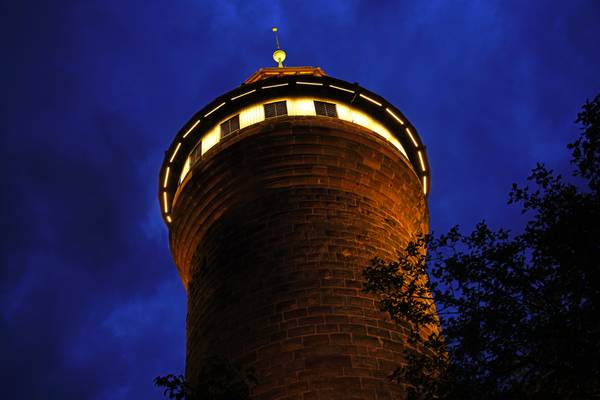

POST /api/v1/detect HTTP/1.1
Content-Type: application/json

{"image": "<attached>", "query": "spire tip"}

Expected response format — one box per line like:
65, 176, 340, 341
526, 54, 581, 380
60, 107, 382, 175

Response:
271, 27, 286, 68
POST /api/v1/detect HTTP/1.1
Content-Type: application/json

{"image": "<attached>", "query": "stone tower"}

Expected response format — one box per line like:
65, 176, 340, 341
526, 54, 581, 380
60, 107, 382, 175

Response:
158, 63, 431, 399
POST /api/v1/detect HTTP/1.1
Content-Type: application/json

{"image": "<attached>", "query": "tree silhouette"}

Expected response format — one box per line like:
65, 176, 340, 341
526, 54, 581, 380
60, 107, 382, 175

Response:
155, 354, 256, 400
363, 94, 600, 400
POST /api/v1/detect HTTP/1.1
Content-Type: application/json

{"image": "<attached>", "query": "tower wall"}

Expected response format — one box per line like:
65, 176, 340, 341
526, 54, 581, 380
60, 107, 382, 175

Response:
169, 116, 429, 400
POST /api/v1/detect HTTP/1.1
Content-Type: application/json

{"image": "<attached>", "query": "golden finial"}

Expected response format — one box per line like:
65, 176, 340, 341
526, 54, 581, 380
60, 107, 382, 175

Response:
272, 27, 286, 68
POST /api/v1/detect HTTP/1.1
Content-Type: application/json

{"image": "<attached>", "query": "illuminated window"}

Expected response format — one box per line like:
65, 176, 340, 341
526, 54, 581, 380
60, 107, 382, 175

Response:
190, 141, 202, 165
314, 101, 338, 117
264, 101, 288, 118
220, 115, 240, 138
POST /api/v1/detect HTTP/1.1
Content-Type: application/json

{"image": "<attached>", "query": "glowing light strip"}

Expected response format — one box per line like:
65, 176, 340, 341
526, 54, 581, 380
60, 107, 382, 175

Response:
405, 127, 419, 148
230, 89, 256, 101
163, 167, 170, 188
297, 81, 323, 86
166, 215, 172, 223
169, 142, 182, 162
329, 84, 354, 94
423, 176, 428, 195
173, 97, 422, 200
162, 192, 168, 213
359, 93, 382, 107
418, 150, 426, 172
261, 83, 288, 89
385, 108, 404, 125
204, 102, 226, 117
182, 120, 200, 138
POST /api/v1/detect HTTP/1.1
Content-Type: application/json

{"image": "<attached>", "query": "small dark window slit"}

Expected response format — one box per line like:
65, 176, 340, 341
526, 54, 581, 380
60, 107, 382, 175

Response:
264, 101, 288, 118
314, 101, 338, 118
220, 115, 240, 138
190, 141, 202, 165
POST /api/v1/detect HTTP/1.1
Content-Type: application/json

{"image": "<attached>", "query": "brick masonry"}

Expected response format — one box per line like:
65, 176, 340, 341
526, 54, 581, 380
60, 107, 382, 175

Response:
169, 116, 430, 400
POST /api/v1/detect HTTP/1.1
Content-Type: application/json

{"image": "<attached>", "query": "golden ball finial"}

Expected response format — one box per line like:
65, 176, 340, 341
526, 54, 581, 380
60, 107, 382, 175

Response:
273, 49, 286, 68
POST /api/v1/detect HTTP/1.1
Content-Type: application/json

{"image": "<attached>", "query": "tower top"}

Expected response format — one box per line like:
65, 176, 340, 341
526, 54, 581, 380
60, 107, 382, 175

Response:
159, 65, 431, 227
272, 27, 286, 68
243, 27, 323, 83
244, 65, 327, 84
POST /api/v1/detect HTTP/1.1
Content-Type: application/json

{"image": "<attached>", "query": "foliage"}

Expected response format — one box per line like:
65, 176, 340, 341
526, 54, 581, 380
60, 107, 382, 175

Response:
363, 94, 600, 400
155, 354, 256, 400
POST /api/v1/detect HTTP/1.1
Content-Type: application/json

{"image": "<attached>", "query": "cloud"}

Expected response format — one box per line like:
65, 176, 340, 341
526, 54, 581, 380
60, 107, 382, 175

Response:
1, 0, 599, 398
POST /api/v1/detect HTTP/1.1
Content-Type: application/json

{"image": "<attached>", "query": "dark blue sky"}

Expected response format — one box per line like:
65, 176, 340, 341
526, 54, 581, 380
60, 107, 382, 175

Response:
1, 1, 599, 399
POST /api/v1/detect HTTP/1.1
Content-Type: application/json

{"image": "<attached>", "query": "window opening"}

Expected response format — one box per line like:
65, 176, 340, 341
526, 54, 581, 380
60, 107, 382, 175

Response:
190, 141, 202, 165
314, 101, 338, 118
264, 101, 288, 118
220, 115, 240, 138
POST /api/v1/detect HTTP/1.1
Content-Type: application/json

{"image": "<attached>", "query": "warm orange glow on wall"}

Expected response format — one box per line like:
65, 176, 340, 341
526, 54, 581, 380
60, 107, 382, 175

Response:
335, 101, 407, 157
161, 76, 432, 227
179, 158, 191, 183
179, 96, 411, 185
199, 128, 220, 156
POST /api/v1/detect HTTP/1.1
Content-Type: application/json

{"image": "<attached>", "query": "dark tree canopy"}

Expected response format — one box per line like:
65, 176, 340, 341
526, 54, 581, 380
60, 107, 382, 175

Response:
155, 354, 256, 400
363, 94, 600, 400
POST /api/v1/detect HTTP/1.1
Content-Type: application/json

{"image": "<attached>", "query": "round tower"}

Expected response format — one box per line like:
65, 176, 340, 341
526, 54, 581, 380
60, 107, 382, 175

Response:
159, 62, 431, 399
